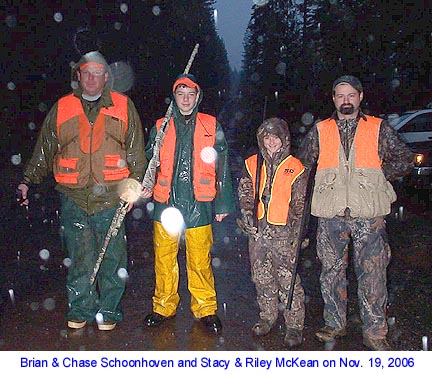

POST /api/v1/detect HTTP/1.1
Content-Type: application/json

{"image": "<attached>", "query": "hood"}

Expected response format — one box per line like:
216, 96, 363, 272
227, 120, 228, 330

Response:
256, 117, 291, 162
171, 73, 203, 118
71, 50, 114, 90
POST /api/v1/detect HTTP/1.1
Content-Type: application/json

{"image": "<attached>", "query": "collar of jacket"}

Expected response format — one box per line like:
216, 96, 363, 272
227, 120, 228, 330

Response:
330, 110, 368, 121
73, 85, 114, 108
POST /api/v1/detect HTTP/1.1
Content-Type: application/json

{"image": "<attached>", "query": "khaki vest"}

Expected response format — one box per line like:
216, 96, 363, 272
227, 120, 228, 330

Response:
245, 154, 305, 225
312, 116, 396, 218
153, 113, 217, 203
53, 92, 130, 188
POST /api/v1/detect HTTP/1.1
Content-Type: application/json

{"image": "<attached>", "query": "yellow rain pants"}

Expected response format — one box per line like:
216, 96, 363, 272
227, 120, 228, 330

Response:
152, 221, 217, 318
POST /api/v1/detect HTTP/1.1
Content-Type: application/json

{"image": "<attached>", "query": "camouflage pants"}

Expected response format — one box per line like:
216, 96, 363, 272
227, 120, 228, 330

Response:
316, 216, 391, 339
248, 236, 305, 330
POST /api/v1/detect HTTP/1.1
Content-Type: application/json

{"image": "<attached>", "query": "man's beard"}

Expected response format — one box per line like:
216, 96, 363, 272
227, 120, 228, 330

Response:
339, 104, 355, 115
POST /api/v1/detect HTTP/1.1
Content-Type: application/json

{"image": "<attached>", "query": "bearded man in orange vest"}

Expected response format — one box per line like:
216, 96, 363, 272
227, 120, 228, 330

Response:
297, 75, 413, 350
141, 74, 235, 334
237, 117, 308, 348
16, 51, 147, 331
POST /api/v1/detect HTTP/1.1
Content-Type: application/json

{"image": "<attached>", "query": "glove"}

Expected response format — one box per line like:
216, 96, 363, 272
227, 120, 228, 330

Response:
237, 210, 259, 239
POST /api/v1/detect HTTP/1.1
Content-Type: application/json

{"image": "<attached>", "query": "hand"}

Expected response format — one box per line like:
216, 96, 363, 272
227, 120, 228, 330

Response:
141, 187, 153, 199
371, 216, 385, 233
16, 184, 29, 206
215, 213, 228, 222
236, 210, 258, 238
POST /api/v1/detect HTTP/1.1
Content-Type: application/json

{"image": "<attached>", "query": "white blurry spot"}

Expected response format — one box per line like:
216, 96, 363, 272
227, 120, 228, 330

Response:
7, 81, 16, 91
43, 298, 56, 311
250, 72, 260, 83
39, 249, 50, 261
53, 12, 63, 23
114, 22, 122, 31
132, 208, 143, 220
110, 61, 135, 93
71, 80, 79, 90
223, 236, 230, 244
275, 62, 286, 75
303, 259, 312, 268
253, 0, 269, 6
212, 257, 221, 268
200, 146, 217, 164
38, 102, 48, 112
8, 289, 15, 304
5, 15, 17, 28
63, 258, 72, 268
30, 302, 39, 311
28, 122, 36, 130
95, 312, 104, 324
387, 316, 396, 326
160, 207, 184, 236
234, 111, 244, 121
218, 336, 225, 345
391, 79, 400, 89
278, 302, 284, 312
17, 250, 21, 260
214, 9, 218, 27
92, 184, 105, 196
120, 3, 128, 13
215, 129, 225, 141
367, 34, 375, 43
387, 113, 400, 126
146, 201, 155, 213
152, 5, 161, 16
274, 91, 279, 100
11, 154, 22, 165
257, 35, 264, 44
118, 178, 141, 203
164, 97, 171, 105
301, 112, 314, 126
422, 336, 428, 351
117, 267, 129, 281
299, 126, 306, 134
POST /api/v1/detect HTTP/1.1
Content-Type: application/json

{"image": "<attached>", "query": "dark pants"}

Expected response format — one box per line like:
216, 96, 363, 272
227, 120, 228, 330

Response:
316, 215, 391, 339
60, 194, 127, 323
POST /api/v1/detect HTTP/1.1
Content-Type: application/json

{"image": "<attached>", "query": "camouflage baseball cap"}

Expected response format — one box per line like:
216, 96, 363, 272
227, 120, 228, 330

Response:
332, 75, 363, 93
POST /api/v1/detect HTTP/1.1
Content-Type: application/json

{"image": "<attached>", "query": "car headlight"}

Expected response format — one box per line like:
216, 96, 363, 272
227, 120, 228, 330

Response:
414, 153, 424, 166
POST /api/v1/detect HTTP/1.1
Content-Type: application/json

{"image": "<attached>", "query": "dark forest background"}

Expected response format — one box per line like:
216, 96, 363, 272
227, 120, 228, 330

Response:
1, 0, 432, 157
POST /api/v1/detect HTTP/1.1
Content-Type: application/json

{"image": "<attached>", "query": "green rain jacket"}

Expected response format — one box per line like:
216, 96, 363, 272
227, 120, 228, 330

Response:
146, 94, 235, 228
22, 86, 147, 215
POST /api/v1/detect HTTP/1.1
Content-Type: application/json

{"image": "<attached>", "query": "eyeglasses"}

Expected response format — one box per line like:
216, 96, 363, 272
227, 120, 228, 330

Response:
80, 70, 105, 77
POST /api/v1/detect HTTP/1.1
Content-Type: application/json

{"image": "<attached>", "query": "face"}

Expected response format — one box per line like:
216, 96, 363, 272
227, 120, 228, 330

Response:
332, 83, 363, 119
263, 133, 283, 157
174, 85, 199, 115
77, 65, 108, 97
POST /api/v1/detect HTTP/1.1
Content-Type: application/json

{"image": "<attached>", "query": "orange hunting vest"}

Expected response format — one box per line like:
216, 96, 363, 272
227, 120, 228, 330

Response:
245, 154, 305, 225
316, 116, 382, 170
153, 113, 217, 203
311, 115, 396, 218
53, 92, 130, 188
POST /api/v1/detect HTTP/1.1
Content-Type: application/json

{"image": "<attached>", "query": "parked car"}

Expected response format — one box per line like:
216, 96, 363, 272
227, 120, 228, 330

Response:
389, 109, 432, 189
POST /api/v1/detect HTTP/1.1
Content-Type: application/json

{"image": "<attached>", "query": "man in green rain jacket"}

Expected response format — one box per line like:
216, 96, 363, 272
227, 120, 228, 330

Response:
142, 74, 235, 334
17, 51, 147, 331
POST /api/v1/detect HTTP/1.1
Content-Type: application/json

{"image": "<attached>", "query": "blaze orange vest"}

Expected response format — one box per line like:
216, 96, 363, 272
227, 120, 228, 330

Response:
317, 116, 382, 170
245, 154, 305, 225
153, 113, 217, 203
53, 92, 130, 188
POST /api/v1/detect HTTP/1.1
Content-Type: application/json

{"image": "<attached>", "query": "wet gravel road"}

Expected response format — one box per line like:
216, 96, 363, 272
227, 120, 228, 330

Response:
0, 164, 431, 352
